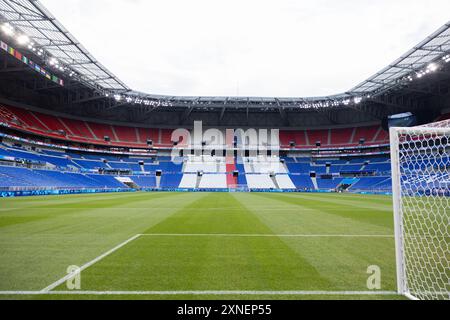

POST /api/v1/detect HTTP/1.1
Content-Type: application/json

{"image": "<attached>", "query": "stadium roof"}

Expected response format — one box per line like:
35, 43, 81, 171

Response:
0, 0, 449, 109
351, 22, 450, 95
0, 0, 129, 91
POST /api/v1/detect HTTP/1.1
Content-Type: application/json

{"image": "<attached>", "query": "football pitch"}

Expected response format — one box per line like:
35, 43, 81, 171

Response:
0, 192, 404, 300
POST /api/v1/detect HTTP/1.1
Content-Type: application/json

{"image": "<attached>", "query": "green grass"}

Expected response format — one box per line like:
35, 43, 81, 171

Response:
0, 192, 404, 300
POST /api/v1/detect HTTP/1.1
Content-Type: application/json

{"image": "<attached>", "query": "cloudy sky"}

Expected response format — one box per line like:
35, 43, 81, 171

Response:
41, 0, 449, 97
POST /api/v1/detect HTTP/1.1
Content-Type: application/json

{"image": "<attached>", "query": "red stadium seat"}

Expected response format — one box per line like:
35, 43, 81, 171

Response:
115, 126, 138, 143
160, 129, 174, 146
59, 118, 95, 140
307, 129, 329, 146
374, 128, 389, 142
33, 112, 65, 132
137, 128, 159, 144
331, 128, 354, 145
5, 106, 47, 131
87, 122, 116, 141
352, 126, 379, 143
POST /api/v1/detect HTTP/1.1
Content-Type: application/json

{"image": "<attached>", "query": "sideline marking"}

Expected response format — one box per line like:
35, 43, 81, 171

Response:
0, 290, 398, 296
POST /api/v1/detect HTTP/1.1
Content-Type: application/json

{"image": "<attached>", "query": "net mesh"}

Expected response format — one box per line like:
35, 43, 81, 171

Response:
394, 120, 450, 300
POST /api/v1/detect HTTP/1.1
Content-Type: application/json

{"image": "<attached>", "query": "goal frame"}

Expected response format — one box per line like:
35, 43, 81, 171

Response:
390, 125, 449, 300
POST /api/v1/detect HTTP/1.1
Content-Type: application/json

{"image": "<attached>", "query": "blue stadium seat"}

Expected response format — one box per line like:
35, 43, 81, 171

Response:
290, 175, 314, 189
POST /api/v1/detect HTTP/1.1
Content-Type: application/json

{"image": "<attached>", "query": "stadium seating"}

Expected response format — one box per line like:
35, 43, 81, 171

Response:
114, 126, 138, 143
349, 177, 391, 191
246, 174, 276, 189
279, 126, 389, 149
130, 176, 157, 188
0, 166, 127, 189
365, 163, 391, 172
160, 174, 183, 188
73, 159, 107, 170
237, 173, 248, 187
198, 174, 228, 189
286, 162, 312, 173
179, 174, 198, 189
184, 156, 226, 173
0, 140, 396, 192
0, 104, 390, 150
289, 175, 315, 190
275, 175, 296, 189
317, 178, 344, 190
0, 106, 397, 193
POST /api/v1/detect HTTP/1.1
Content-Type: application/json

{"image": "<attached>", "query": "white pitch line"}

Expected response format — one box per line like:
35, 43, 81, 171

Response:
0, 290, 398, 296
139, 233, 394, 238
40, 234, 142, 293
34, 233, 393, 294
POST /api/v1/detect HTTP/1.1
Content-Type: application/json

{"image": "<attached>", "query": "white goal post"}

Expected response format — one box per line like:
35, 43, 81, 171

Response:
390, 120, 450, 300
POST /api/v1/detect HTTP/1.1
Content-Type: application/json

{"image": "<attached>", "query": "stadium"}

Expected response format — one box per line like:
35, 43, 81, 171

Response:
0, 0, 448, 302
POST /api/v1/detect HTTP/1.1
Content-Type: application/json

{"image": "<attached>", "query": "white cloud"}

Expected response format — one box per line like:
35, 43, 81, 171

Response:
40, 0, 450, 97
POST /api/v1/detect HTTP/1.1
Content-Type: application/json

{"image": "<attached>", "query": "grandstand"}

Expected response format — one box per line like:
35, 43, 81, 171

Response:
0, 0, 448, 302
0, 138, 396, 193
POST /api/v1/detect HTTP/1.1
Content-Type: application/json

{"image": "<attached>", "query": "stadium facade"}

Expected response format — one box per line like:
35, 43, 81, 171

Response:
0, 1, 449, 196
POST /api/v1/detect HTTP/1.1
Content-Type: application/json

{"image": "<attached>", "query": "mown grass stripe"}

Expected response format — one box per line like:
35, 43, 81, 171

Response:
251, 192, 393, 229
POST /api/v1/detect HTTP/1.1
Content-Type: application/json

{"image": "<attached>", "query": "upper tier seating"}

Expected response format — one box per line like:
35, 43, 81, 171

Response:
279, 126, 389, 149
0, 104, 389, 149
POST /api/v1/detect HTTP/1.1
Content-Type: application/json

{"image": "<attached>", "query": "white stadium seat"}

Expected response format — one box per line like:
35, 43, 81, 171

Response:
198, 174, 227, 189
179, 174, 197, 188
276, 175, 296, 189
246, 174, 276, 189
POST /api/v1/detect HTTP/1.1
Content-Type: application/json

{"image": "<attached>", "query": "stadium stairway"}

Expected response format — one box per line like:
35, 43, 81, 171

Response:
226, 156, 237, 188
311, 176, 319, 190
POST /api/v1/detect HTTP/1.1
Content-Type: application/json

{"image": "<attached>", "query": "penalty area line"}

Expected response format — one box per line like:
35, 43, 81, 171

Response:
0, 290, 399, 296
40, 234, 142, 293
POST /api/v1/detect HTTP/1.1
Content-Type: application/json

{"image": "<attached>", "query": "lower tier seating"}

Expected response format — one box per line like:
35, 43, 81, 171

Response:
0, 143, 397, 192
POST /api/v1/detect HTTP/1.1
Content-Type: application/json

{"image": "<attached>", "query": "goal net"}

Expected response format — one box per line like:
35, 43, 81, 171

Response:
390, 120, 450, 300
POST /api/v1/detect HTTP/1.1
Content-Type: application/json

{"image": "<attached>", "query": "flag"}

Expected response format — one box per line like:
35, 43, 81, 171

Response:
0, 41, 7, 51
14, 50, 22, 61
59, 79, 64, 86
22, 56, 28, 65
8, 47, 15, 56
